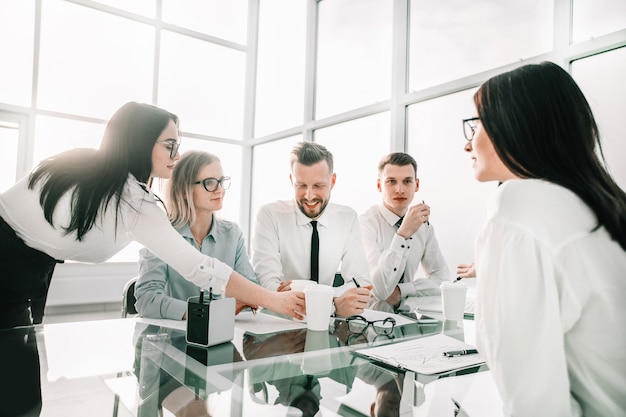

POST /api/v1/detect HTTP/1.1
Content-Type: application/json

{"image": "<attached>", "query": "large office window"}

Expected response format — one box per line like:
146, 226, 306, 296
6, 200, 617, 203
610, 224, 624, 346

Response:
314, 113, 391, 216
159, 31, 246, 139
254, 0, 307, 137
572, 0, 626, 42
162, 0, 248, 44
0, 0, 249, 264
0, 1, 34, 107
572, 47, 626, 190
316, 0, 393, 119
0, 117, 20, 193
1, 0, 625, 299
38, 0, 155, 118
409, 0, 553, 91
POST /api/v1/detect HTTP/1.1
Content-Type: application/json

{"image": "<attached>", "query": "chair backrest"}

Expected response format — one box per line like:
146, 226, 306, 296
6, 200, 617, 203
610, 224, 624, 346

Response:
121, 277, 138, 318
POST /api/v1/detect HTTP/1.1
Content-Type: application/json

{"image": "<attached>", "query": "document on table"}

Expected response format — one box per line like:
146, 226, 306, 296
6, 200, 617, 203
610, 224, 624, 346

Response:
235, 310, 306, 335
354, 333, 485, 375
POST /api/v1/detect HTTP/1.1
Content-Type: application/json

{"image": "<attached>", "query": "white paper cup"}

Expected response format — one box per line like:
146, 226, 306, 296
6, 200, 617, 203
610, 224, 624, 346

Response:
290, 280, 317, 322
303, 284, 334, 331
290, 279, 317, 292
440, 281, 468, 321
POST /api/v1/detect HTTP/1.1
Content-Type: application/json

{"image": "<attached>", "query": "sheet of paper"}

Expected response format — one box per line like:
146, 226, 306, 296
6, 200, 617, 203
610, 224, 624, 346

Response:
354, 333, 485, 375
235, 310, 306, 335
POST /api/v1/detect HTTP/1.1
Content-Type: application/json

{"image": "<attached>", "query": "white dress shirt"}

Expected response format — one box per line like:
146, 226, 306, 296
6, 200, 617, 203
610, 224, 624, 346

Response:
0, 174, 233, 291
359, 204, 452, 300
252, 200, 371, 294
475, 179, 626, 417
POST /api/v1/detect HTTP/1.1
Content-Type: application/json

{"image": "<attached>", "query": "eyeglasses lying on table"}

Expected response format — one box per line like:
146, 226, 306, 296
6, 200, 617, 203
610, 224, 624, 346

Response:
346, 315, 396, 335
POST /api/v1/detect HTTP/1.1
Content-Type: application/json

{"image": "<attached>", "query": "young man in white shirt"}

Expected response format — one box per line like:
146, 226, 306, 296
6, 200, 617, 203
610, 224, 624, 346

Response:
252, 141, 372, 318
359, 152, 452, 306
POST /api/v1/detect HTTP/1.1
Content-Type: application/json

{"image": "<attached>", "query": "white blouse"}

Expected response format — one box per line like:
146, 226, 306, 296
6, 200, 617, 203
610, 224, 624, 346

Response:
0, 174, 232, 291
475, 179, 626, 417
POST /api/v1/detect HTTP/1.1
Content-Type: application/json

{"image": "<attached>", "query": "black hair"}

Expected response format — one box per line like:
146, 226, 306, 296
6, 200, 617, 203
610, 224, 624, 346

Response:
475, 61, 626, 250
28, 102, 179, 240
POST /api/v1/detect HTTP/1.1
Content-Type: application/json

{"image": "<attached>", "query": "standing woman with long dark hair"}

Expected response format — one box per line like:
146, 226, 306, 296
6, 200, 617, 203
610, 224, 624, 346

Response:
0, 101, 304, 329
464, 62, 626, 416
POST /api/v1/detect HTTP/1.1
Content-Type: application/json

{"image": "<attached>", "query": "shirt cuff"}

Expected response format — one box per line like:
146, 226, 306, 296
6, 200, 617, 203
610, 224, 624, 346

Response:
196, 257, 233, 294
166, 299, 188, 320
398, 282, 416, 297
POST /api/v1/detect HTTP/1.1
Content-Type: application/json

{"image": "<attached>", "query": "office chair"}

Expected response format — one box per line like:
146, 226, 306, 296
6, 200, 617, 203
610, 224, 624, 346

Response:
121, 276, 138, 318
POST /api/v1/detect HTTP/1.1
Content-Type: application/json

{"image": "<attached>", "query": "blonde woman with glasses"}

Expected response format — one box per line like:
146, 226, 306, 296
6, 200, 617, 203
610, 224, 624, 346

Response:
135, 150, 262, 319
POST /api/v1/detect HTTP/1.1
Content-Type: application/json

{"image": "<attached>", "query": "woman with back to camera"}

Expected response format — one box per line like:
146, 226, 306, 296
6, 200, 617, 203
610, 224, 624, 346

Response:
135, 150, 259, 319
0, 101, 304, 330
464, 61, 626, 416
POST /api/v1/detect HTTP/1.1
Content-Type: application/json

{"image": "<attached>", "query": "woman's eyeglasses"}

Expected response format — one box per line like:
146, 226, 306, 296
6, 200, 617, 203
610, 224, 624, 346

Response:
194, 176, 232, 192
156, 139, 181, 159
346, 315, 396, 336
462, 117, 480, 141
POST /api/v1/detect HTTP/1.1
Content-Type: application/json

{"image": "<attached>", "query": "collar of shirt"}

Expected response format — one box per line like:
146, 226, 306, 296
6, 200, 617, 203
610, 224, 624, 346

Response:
293, 201, 331, 229
377, 204, 403, 228
177, 218, 220, 245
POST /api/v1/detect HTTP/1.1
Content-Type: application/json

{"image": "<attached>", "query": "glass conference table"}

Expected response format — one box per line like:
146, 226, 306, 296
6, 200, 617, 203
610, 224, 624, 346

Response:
1, 296, 503, 417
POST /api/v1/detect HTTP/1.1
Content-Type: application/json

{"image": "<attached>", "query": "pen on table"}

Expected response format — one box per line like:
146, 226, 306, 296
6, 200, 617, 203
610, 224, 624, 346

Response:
422, 200, 430, 226
443, 349, 478, 357
199, 289, 205, 304
352, 277, 361, 288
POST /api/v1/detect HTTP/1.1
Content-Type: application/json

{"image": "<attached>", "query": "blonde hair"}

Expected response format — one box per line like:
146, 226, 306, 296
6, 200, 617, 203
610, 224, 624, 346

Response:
165, 150, 221, 228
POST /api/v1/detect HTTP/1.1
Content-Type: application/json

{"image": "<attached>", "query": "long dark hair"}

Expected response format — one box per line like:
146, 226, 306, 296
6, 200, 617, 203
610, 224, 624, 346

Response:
475, 61, 626, 250
28, 102, 179, 240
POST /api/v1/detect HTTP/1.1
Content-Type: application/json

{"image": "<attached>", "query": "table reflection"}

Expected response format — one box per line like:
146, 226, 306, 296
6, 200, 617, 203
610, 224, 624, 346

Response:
0, 294, 484, 417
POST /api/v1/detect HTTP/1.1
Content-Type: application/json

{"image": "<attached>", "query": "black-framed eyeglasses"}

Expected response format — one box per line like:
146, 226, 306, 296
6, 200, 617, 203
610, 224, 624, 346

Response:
346, 315, 396, 336
156, 139, 181, 159
462, 117, 480, 142
194, 176, 231, 192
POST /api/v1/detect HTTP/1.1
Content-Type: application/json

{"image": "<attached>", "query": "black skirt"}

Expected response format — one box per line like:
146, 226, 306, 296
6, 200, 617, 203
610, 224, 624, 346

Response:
0, 216, 62, 328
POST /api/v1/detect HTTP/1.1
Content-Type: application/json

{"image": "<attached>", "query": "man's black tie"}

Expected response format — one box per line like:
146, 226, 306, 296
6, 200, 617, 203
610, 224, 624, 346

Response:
395, 216, 404, 228
310, 221, 319, 282
394, 216, 405, 283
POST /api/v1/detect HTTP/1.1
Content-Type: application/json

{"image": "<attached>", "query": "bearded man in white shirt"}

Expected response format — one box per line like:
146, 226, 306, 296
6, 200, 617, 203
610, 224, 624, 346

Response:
252, 141, 372, 318
359, 152, 452, 306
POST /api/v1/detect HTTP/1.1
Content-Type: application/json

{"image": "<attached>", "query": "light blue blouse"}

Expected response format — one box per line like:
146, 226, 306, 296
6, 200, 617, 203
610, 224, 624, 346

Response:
134, 216, 257, 320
